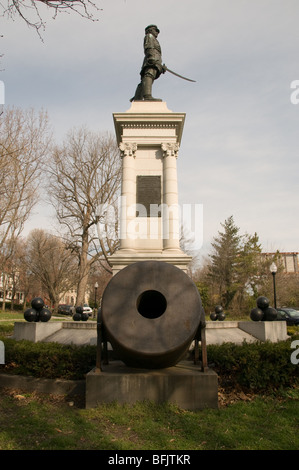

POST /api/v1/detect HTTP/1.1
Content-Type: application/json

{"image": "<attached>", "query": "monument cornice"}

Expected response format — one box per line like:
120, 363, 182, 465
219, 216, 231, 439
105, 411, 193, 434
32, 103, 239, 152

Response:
121, 122, 178, 129
113, 102, 185, 145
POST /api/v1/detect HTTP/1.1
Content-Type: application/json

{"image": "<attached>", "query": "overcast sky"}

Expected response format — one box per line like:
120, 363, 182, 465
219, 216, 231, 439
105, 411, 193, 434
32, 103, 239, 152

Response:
1, 0, 298, 261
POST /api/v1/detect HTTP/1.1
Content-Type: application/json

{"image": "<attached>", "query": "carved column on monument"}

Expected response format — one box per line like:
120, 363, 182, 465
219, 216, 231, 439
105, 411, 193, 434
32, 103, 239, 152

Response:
119, 142, 137, 250
109, 101, 192, 274
161, 143, 180, 251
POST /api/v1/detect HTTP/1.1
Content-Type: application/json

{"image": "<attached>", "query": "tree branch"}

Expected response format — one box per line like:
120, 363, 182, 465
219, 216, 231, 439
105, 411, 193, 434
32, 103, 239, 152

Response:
2, 1, 101, 38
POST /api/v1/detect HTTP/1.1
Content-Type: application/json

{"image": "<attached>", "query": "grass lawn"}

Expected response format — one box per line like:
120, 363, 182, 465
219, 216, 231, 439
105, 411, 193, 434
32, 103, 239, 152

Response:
0, 309, 298, 451
0, 310, 75, 330
0, 388, 298, 450
0, 311, 25, 321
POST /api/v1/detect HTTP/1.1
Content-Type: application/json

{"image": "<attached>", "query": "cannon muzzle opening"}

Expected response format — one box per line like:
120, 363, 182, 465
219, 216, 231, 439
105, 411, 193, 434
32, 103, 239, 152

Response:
136, 289, 167, 318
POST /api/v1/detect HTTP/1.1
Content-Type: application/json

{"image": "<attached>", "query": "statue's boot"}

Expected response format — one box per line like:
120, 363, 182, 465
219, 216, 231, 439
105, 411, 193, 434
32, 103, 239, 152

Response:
142, 76, 162, 101
130, 82, 143, 102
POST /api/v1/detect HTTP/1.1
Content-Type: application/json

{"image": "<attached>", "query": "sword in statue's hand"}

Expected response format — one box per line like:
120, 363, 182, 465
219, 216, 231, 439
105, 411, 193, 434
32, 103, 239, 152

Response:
162, 64, 196, 82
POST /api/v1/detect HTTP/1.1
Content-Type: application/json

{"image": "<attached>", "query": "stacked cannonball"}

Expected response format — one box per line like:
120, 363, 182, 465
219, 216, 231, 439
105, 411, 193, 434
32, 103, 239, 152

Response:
250, 296, 277, 321
210, 305, 226, 321
24, 297, 52, 323
72, 306, 89, 321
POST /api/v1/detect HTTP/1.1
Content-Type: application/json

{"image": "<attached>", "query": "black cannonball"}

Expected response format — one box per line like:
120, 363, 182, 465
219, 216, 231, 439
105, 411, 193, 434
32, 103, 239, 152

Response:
73, 312, 82, 321
31, 297, 45, 311
81, 313, 89, 321
218, 311, 226, 321
250, 307, 264, 322
263, 306, 278, 321
39, 307, 52, 322
256, 296, 270, 310
24, 308, 38, 322
210, 312, 218, 321
76, 306, 83, 314
215, 305, 223, 314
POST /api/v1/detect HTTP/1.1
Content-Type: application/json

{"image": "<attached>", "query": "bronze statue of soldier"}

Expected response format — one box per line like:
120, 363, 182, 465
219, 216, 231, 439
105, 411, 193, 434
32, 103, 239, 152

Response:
130, 24, 166, 102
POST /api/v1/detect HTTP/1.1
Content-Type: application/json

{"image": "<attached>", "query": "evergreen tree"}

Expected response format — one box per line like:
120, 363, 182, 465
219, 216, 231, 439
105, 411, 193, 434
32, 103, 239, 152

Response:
208, 216, 263, 313
236, 232, 262, 297
208, 216, 241, 309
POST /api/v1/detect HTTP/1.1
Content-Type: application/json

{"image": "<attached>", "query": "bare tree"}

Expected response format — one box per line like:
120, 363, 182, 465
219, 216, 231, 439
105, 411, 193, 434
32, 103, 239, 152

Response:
47, 128, 121, 306
0, 239, 13, 310
14, 239, 42, 310
25, 229, 79, 309
0, 107, 51, 250
2, 1, 101, 37
0, 236, 29, 310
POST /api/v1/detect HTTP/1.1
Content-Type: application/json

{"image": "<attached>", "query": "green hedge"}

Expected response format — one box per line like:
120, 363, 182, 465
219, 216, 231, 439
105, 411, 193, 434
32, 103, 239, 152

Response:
0, 336, 298, 391
207, 337, 299, 391
1, 303, 24, 311
0, 338, 97, 380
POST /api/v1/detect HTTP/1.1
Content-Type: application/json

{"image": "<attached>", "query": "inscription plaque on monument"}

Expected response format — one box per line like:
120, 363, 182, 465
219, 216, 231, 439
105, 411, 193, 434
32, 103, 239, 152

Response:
136, 175, 161, 217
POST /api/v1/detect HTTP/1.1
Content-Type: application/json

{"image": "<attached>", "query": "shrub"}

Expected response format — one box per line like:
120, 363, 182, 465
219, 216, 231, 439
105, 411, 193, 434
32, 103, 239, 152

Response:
287, 325, 299, 337
1, 303, 24, 311
0, 338, 97, 380
1, 336, 298, 392
207, 337, 299, 391
0, 324, 14, 337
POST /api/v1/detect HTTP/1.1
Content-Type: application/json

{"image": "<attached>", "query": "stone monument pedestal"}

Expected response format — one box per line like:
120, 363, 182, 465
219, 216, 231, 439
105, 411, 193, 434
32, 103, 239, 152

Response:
13, 321, 63, 342
238, 320, 288, 342
86, 101, 217, 410
86, 361, 218, 410
109, 101, 191, 274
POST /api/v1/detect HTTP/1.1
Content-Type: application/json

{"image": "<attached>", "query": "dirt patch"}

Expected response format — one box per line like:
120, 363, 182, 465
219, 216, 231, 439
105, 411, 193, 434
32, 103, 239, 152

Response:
1, 387, 85, 408
218, 386, 258, 407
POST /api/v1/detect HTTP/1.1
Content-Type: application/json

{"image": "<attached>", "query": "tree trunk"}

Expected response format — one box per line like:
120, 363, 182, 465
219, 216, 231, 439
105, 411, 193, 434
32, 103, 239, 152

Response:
1, 277, 6, 311
76, 230, 90, 307
10, 273, 16, 311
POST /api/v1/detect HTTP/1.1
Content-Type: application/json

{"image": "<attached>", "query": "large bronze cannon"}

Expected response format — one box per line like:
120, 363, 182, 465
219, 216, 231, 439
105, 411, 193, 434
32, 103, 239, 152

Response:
99, 260, 206, 369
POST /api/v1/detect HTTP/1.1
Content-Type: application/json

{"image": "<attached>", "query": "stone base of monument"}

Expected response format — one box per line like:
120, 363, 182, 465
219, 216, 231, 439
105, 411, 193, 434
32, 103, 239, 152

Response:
13, 320, 288, 346
13, 321, 98, 346
238, 320, 288, 342
108, 249, 192, 275
85, 361, 218, 410
13, 321, 63, 342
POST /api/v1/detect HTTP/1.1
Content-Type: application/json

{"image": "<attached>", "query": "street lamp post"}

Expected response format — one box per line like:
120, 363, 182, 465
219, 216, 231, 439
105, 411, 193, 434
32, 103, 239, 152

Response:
94, 282, 98, 315
270, 262, 277, 309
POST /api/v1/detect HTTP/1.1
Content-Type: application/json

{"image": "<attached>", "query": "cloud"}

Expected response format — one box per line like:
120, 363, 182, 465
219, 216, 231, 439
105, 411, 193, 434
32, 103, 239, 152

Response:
2, 0, 298, 259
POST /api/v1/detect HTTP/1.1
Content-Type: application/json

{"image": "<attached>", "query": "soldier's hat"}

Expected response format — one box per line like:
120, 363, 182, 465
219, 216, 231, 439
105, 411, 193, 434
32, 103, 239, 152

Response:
145, 24, 160, 33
